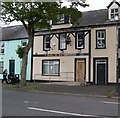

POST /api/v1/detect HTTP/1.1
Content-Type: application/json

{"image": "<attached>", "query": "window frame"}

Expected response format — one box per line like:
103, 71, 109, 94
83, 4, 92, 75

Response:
52, 15, 69, 25
43, 35, 51, 51
21, 40, 27, 47
42, 59, 60, 76
75, 32, 85, 49
59, 33, 67, 50
110, 8, 119, 19
0, 42, 5, 55
0, 61, 4, 74
96, 30, 106, 49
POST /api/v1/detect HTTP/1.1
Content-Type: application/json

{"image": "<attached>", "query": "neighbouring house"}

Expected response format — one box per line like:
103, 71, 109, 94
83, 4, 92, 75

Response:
0, 25, 32, 81
32, 0, 120, 84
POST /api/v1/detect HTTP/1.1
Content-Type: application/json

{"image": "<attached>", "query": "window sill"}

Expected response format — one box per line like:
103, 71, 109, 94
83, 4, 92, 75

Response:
41, 74, 60, 76
95, 47, 106, 49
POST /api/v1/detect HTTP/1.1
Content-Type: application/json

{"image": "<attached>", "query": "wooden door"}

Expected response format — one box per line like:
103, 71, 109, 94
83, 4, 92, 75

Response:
76, 60, 85, 82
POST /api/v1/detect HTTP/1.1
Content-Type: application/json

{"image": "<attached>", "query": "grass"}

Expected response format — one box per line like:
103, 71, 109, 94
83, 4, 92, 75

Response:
2, 82, 43, 91
104, 92, 113, 98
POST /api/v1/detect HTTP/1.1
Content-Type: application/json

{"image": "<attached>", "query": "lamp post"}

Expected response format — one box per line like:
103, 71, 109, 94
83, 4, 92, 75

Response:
115, 15, 119, 94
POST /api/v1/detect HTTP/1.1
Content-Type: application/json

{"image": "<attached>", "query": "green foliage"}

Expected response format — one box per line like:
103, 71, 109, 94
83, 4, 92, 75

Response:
104, 93, 113, 98
16, 45, 24, 59
1, 0, 88, 87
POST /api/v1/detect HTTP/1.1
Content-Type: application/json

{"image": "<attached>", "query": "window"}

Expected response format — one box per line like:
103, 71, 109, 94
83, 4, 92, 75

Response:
96, 30, 106, 49
59, 33, 67, 50
76, 32, 84, 49
43, 35, 50, 51
0, 42, 5, 54
111, 8, 119, 19
21, 41, 27, 47
52, 15, 69, 25
0, 61, 4, 74
42, 60, 60, 76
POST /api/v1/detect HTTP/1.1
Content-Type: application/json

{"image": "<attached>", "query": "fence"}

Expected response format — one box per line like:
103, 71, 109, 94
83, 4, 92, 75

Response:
34, 72, 86, 83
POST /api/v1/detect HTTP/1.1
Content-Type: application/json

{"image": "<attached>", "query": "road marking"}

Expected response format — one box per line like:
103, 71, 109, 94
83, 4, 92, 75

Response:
28, 106, 99, 117
99, 101, 119, 105
24, 101, 29, 104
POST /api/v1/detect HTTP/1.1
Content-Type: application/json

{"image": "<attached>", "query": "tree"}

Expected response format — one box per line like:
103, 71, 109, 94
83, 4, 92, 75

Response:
1, 0, 88, 87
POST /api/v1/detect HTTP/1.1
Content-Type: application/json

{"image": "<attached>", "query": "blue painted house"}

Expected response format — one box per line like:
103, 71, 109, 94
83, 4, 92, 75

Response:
0, 25, 32, 81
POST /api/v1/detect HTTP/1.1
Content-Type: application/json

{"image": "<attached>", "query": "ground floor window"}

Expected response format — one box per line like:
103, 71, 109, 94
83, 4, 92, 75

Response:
42, 60, 60, 76
0, 61, 4, 74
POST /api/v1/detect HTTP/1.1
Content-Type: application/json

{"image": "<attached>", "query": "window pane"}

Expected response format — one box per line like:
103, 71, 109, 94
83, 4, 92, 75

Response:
44, 35, 50, 51
77, 32, 84, 48
96, 30, 106, 48
43, 60, 59, 75
60, 33, 66, 50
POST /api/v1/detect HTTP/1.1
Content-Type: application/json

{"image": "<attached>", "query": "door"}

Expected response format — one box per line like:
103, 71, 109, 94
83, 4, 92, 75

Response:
97, 63, 106, 84
9, 60, 15, 75
94, 59, 108, 85
76, 59, 85, 82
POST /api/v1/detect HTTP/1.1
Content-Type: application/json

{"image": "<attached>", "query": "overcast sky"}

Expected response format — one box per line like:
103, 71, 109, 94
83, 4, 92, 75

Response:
79, 0, 114, 11
0, 0, 116, 26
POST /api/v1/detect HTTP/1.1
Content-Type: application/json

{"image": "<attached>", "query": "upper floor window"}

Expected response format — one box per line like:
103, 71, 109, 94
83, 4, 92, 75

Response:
52, 15, 69, 25
43, 35, 51, 51
96, 30, 106, 49
111, 8, 119, 19
59, 33, 67, 50
0, 42, 5, 54
75, 32, 84, 49
42, 60, 60, 76
21, 40, 27, 47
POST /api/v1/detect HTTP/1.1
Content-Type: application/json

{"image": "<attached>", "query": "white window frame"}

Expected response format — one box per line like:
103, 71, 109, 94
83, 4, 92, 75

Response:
0, 61, 4, 74
43, 60, 60, 76
111, 8, 119, 19
76, 32, 84, 49
44, 35, 50, 51
57, 14, 65, 24
96, 30, 106, 49
59, 33, 67, 50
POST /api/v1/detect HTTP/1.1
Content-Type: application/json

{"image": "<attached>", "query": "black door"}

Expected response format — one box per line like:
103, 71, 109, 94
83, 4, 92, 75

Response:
97, 63, 106, 85
9, 60, 15, 75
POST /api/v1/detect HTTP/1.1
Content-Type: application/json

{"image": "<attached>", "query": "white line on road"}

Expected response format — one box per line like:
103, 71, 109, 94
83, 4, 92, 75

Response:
99, 101, 119, 105
28, 106, 99, 117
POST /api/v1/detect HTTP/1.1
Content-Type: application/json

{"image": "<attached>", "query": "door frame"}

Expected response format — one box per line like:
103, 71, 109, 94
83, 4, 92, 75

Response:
93, 57, 108, 85
74, 58, 86, 81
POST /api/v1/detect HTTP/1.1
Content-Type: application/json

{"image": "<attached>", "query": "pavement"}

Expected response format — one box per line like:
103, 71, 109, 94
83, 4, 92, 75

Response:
28, 82, 119, 99
2, 80, 119, 99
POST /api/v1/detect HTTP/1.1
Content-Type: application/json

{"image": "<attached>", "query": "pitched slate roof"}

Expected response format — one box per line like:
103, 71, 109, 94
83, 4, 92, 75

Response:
2, 25, 28, 41
2, 8, 120, 39
78, 9, 108, 26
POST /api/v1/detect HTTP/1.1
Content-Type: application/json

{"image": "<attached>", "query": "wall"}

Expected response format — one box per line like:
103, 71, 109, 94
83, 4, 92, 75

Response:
0, 39, 31, 81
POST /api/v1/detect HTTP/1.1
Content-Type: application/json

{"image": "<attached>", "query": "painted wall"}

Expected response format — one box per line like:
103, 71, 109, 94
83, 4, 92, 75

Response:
33, 31, 90, 82
91, 26, 117, 83
0, 39, 31, 81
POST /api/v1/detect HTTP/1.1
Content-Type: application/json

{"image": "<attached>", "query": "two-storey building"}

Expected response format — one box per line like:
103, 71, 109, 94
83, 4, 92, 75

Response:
0, 25, 32, 81
32, 0, 120, 85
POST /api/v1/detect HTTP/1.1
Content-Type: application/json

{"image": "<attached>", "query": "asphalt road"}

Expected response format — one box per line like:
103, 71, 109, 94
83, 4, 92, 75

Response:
2, 88, 119, 117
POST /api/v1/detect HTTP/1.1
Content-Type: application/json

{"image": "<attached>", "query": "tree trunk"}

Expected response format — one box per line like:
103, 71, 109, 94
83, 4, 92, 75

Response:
19, 26, 34, 88
19, 48, 29, 87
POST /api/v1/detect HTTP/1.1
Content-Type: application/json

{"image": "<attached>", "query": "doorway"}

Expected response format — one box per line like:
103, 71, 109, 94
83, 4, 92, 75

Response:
9, 60, 15, 75
75, 59, 86, 82
94, 58, 108, 85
